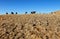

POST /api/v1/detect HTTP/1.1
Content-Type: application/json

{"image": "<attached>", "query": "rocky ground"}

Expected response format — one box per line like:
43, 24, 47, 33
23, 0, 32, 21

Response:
0, 14, 60, 39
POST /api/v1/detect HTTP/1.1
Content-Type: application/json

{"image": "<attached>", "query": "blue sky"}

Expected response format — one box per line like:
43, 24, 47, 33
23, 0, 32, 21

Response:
0, 0, 60, 14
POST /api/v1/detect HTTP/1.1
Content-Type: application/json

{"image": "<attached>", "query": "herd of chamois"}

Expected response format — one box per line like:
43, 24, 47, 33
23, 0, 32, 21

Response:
6, 11, 36, 14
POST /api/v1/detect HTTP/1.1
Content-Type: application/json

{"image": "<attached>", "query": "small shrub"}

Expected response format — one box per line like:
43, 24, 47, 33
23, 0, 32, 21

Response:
33, 24, 36, 26
11, 12, 14, 14
31, 11, 36, 14
6, 12, 8, 14
25, 12, 27, 14
16, 12, 18, 14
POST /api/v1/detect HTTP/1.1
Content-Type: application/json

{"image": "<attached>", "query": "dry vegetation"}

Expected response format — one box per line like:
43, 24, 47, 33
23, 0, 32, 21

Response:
0, 11, 60, 39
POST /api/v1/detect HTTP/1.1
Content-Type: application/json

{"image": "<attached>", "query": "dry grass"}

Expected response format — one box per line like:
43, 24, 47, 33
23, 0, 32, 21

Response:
0, 13, 60, 39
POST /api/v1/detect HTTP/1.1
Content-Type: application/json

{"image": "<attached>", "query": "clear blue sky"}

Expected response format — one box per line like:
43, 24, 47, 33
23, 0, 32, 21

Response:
0, 0, 60, 14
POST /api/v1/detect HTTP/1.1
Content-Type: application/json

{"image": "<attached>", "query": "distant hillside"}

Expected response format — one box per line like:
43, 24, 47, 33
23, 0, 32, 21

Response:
50, 10, 60, 15
0, 13, 60, 39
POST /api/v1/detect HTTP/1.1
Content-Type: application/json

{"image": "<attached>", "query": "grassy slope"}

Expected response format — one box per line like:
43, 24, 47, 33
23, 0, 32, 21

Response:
0, 14, 60, 39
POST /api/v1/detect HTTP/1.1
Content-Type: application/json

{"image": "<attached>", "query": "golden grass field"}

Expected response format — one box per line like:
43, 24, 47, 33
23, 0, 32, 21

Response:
0, 11, 60, 39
